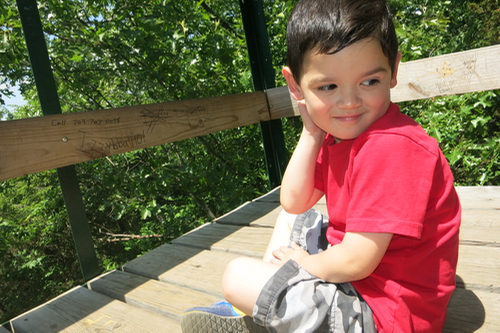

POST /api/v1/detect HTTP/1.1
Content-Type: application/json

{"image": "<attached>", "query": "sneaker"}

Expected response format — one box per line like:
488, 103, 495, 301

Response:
181, 300, 268, 333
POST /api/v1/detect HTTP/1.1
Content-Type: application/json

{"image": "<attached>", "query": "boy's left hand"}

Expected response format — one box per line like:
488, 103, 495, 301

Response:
270, 242, 310, 266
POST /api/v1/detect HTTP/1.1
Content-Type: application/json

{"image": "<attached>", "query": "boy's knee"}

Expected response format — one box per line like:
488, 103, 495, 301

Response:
222, 257, 248, 301
277, 208, 297, 230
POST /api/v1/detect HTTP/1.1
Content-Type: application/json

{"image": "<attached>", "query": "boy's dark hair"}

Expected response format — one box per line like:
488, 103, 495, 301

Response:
287, 0, 399, 82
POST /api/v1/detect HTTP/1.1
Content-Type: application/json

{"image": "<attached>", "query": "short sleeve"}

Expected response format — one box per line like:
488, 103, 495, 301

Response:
346, 133, 438, 239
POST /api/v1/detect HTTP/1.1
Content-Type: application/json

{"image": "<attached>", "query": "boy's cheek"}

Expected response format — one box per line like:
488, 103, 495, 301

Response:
306, 98, 330, 114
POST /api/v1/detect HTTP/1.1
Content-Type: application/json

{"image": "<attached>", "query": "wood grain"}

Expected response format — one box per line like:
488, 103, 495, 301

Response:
172, 223, 273, 257
0, 91, 268, 181
456, 245, 500, 290
123, 243, 240, 297
10, 286, 181, 333
88, 270, 219, 321
392, 44, 500, 102
456, 186, 500, 209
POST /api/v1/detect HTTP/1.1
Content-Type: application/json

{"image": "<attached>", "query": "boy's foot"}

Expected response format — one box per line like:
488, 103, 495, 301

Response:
181, 300, 268, 333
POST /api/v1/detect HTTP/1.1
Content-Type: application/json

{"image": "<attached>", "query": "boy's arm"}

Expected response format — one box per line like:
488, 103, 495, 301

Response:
272, 231, 393, 283
280, 102, 325, 214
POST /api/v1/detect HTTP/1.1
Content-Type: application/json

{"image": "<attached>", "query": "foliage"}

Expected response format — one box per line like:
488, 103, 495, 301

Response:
389, 0, 500, 185
0, 0, 274, 322
0, 171, 82, 321
402, 91, 500, 185
0, 0, 499, 324
0, 0, 30, 107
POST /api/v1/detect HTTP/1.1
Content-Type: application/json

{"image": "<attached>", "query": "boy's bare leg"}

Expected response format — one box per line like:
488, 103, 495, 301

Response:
222, 209, 296, 316
222, 257, 280, 316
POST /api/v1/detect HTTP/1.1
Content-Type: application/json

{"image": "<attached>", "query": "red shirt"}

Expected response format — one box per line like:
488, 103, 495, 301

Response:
315, 103, 460, 332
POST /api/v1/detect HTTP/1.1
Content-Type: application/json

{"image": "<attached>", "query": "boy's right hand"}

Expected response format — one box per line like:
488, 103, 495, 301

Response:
297, 100, 325, 140
280, 100, 325, 214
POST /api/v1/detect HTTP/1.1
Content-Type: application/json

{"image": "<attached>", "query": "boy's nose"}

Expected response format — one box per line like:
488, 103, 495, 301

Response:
336, 89, 362, 109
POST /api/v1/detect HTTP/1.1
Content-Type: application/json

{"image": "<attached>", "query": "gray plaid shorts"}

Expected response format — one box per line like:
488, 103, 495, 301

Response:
252, 210, 377, 333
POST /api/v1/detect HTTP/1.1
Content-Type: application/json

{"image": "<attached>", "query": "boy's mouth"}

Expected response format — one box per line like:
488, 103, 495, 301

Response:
333, 114, 362, 122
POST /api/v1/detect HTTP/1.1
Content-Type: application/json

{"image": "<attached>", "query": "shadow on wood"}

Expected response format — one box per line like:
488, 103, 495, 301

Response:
215, 187, 282, 226
444, 275, 486, 332
11, 222, 257, 332
10, 286, 180, 332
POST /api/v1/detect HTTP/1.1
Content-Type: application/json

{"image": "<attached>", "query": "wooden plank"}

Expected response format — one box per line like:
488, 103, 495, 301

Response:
250, 186, 327, 205
0, 91, 269, 181
2, 45, 499, 182
122, 243, 240, 297
266, 86, 299, 118
392, 44, 500, 102
216, 200, 327, 227
172, 223, 273, 257
215, 186, 326, 227
10, 286, 181, 333
215, 201, 282, 226
456, 186, 500, 209
252, 186, 281, 202
456, 245, 500, 291
460, 209, 500, 244
88, 270, 219, 321
444, 288, 500, 333
0, 326, 10, 333
457, 187, 500, 244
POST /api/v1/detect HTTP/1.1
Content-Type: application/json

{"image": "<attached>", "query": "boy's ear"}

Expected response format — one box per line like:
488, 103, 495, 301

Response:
282, 67, 305, 101
390, 51, 402, 89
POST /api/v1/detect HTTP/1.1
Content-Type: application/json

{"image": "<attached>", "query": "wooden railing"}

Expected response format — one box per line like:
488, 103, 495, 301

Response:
0, 91, 270, 181
1, 44, 499, 182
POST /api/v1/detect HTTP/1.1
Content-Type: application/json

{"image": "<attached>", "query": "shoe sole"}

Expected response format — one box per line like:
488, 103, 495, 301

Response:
180, 312, 268, 333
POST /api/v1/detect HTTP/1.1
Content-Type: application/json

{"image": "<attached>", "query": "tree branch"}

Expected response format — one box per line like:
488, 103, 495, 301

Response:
199, 1, 243, 40
98, 232, 166, 242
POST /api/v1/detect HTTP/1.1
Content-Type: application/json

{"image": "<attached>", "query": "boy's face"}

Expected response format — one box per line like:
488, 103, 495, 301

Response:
284, 38, 400, 142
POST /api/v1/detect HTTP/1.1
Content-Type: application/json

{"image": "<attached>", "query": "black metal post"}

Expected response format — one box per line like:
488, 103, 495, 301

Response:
239, 0, 289, 188
16, 0, 100, 282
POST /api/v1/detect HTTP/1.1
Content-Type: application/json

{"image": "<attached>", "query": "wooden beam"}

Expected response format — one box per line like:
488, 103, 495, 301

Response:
266, 86, 300, 118
392, 44, 500, 102
2, 45, 499, 181
0, 92, 269, 181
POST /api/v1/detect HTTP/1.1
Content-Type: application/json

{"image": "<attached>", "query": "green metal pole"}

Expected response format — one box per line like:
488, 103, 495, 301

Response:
17, 0, 100, 282
239, 0, 289, 188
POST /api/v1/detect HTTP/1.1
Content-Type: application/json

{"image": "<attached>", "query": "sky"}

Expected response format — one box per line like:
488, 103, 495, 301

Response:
1, 85, 26, 120
2, 85, 26, 110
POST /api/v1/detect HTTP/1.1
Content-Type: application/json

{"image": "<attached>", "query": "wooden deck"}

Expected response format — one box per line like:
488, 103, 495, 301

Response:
4, 186, 500, 332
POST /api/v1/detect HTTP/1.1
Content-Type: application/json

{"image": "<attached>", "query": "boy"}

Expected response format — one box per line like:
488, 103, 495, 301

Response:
181, 0, 461, 331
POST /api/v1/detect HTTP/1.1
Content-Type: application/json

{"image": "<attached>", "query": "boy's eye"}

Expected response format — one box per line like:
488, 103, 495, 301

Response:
318, 84, 337, 91
362, 79, 380, 86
